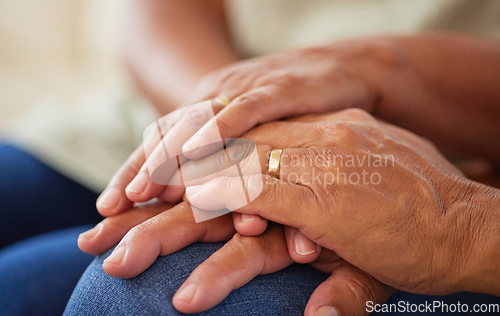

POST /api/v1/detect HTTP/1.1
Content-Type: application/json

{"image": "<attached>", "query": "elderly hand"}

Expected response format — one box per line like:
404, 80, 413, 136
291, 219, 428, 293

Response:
95, 99, 270, 236
185, 108, 500, 296
96, 37, 394, 216
97, 34, 500, 220
79, 200, 394, 315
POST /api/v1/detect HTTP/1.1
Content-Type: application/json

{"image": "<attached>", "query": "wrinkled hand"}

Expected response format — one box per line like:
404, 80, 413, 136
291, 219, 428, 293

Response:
79, 200, 394, 315
185, 108, 491, 295
94, 99, 268, 235
96, 38, 399, 216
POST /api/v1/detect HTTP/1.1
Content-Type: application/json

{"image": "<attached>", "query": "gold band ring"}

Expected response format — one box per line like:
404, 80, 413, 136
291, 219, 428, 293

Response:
214, 96, 232, 107
268, 149, 283, 179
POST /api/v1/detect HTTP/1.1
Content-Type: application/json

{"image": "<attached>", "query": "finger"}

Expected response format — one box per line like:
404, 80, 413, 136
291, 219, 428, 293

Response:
122, 112, 185, 204
79, 201, 173, 255
172, 224, 293, 314
284, 226, 321, 264
232, 212, 268, 237
185, 174, 319, 235
160, 138, 267, 202
181, 87, 371, 160
96, 118, 318, 217
102, 201, 235, 279
156, 183, 186, 203
163, 140, 317, 202
304, 263, 395, 316
187, 141, 318, 185
182, 86, 291, 159
126, 100, 226, 202
96, 145, 146, 216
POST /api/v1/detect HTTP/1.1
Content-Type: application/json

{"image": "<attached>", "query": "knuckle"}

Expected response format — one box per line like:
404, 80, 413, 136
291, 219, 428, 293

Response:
244, 174, 265, 200
201, 65, 241, 91
333, 121, 353, 135
339, 108, 375, 122
217, 177, 234, 192
231, 228, 286, 264
214, 114, 234, 137
230, 233, 260, 252
274, 70, 300, 87
113, 166, 138, 186
227, 139, 257, 169
234, 93, 260, 114
343, 268, 385, 305
195, 258, 221, 277
260, 176, 282, 202
193, 70, 232, 100
100, 218, 121, 232
216, 66, 239, 82
252, 72, 276, 86
115, 153, 148, 185
127, 218, 159, 240
328, 121, 360, 143
159, 110, 183, 131
234, 89, 273, 119
316, 120, 352, 137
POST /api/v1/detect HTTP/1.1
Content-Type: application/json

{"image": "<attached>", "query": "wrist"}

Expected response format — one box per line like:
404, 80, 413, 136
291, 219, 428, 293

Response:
338, 36, 412, 118
449, 179, 500, 296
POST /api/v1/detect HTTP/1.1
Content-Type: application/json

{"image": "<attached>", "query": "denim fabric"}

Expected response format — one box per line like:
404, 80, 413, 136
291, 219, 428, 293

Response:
65, 243, 330, 316
0, 144, 102, 248
65, 242, 500, 315
0, 226, 95, 316
0, 143, 100, 315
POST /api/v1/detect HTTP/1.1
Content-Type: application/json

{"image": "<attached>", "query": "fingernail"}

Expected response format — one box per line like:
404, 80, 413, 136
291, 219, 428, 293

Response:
79, 223, 103, 240
104, 244, 127, 265
175, 283, 197, 303
316, 306, 339, 316
241, 214, 261, 222
294, 231, 317, 255
96, 188, 120, 210
126, 172, 148, 194
185, 185, 203, 200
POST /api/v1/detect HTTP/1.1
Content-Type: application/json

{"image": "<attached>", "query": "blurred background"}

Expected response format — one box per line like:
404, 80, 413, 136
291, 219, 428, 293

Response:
0, 0, 127, 126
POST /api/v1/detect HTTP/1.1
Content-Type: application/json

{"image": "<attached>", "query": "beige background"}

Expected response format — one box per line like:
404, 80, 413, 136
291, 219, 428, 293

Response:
0, 0, 127, 126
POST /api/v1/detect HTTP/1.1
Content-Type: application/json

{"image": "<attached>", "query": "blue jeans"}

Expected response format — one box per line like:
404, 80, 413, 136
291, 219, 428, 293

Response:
0, 144, 100, 315
0, 144, 102, 248
65, 243, 500, 316
0, 225, 95, 316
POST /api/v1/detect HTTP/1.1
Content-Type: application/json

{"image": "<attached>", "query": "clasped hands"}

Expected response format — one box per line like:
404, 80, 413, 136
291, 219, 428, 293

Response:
79, 107, 488, 315
80, 39, 500, 314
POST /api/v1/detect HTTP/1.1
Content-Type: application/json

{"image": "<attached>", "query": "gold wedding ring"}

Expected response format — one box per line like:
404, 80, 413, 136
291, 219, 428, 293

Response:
214, 95, 232, 107
268, 149, 283, 179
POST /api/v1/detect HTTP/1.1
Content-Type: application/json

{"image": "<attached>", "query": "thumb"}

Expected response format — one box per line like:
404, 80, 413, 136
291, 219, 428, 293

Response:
305, 262, 395, 316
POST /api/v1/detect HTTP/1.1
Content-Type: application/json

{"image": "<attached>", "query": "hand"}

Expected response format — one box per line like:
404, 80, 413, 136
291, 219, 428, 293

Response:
95, 99, 269, 235
78, 200, 394, 315
185, 108, 500, 296
97, 37, 396, 215
98, 35, 500, 219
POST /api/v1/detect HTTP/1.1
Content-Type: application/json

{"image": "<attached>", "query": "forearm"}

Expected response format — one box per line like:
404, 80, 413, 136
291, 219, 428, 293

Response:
122, 0, 239, 114
451, 180, 500, 296
373, 34, 500, 164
